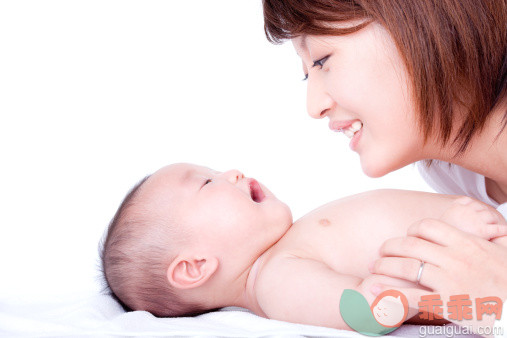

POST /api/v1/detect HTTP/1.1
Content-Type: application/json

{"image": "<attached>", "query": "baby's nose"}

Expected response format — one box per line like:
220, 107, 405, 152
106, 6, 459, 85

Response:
222, 169, 244, 184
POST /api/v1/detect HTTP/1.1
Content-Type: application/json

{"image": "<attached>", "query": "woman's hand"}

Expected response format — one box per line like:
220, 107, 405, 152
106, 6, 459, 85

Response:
369, 199, 507, 334
371, 219, 507, 298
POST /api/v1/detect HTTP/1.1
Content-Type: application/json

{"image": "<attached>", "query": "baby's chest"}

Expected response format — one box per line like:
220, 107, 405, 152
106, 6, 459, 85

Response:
285, 217, 384, 278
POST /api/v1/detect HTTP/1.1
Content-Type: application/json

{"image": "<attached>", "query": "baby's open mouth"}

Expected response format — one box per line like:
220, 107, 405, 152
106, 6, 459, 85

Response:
249, 179, 266, 203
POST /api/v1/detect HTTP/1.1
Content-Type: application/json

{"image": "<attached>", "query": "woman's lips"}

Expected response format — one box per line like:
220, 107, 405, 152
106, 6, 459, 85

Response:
329, 119, 363, 151
249, 179, 266, 203
329, 120, 355, 131
349, 127, 362, 151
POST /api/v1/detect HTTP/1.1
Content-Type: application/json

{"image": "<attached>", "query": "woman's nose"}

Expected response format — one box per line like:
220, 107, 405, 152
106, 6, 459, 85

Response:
306, 76, 334, 119
221, 169, 244, 184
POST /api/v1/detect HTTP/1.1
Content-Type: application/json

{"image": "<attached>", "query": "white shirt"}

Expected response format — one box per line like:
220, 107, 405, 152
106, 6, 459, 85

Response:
417, 160, 507, 337
416, 160, 507, 218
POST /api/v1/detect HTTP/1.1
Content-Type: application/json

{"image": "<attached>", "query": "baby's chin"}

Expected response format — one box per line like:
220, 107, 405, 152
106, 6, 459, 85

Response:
272, 200, 293, 226
273, 202, 294, 239
282, 203, 293, 229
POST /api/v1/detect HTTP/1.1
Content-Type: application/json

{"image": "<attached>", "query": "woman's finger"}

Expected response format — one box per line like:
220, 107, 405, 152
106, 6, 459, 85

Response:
406, 218, 465, 246
370, 284, 432, 311
408, 217, 507, 243
370, 257, 442, 290
379, 236, 447, 267
481, 223, 507, 240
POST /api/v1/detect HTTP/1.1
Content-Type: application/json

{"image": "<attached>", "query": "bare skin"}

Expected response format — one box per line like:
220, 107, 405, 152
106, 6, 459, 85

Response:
238, 191, 506, 330
143, 164, 506, 332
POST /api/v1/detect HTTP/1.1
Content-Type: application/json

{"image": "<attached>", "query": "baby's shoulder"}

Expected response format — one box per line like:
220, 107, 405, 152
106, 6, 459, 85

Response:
253, 253, 317, 311
254, 251, 312, 294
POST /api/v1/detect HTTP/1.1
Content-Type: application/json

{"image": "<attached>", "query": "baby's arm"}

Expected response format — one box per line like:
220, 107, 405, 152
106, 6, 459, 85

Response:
255, 256, 420, 331
439, 196, 507, 246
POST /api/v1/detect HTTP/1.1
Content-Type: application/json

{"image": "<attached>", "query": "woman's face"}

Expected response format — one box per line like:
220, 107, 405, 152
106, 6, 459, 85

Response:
292, 22, 430, 177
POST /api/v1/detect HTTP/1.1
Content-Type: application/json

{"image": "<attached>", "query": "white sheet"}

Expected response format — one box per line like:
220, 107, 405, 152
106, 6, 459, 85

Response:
0, 293, 481, 337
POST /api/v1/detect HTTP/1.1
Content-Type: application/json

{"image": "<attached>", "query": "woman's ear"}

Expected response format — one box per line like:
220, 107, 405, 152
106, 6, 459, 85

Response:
166, 255, 219, 289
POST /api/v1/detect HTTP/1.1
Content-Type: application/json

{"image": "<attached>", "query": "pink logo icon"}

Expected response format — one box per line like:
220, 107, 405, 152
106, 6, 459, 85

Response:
371, 290, 409, 328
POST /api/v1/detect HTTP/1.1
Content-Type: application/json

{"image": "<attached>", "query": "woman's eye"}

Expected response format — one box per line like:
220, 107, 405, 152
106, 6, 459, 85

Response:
303, 55, 330, 81
204, 179, 212, 185
312, 55, 330, 69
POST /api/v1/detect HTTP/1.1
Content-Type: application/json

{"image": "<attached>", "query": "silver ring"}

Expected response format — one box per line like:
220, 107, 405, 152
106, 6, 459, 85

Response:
416, 261, 425, 285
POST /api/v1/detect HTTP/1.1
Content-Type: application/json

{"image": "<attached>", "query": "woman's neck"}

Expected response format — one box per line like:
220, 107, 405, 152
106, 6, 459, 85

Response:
486, 178, 507, 205
437, 101, 507, 204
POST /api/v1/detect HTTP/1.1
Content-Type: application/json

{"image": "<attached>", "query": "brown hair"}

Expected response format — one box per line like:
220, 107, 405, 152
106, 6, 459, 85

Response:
99, 175, 207, 317
263, 0, 507, 155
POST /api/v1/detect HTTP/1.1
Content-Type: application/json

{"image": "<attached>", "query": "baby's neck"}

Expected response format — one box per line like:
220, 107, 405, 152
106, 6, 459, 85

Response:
213, 224, 294, 315
233, 249, 274, 317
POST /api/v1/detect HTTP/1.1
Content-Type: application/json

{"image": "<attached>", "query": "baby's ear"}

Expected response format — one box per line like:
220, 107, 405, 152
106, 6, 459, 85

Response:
167, 254, 219, 289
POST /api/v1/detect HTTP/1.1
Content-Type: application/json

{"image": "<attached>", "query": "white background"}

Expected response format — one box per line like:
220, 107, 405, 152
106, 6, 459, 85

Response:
0, 1, 433, 302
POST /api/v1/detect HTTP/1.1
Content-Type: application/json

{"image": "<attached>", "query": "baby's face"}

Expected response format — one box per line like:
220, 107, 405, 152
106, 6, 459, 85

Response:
140, 163, 293, 263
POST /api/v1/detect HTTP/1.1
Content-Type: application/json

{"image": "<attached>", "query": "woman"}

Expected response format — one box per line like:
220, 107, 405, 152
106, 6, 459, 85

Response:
263, 0, 507, 335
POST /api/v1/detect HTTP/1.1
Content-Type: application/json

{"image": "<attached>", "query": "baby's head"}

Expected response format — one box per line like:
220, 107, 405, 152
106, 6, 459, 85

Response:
100, 163, 292, 317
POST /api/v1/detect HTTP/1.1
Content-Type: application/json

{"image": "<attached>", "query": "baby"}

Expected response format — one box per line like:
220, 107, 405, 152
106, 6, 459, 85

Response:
100, 163, 507, 330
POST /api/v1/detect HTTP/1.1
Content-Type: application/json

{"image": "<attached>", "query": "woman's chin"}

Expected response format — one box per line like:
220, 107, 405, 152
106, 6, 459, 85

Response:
360, 156, 397, 178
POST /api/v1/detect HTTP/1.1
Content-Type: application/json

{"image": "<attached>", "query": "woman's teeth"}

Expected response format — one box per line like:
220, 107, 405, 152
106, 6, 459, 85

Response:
342, 121, 362, 139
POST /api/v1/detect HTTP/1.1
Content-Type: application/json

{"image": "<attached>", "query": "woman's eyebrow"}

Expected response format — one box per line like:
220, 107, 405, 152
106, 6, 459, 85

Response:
294, 35, 308, 57
301, 35, 308, 50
